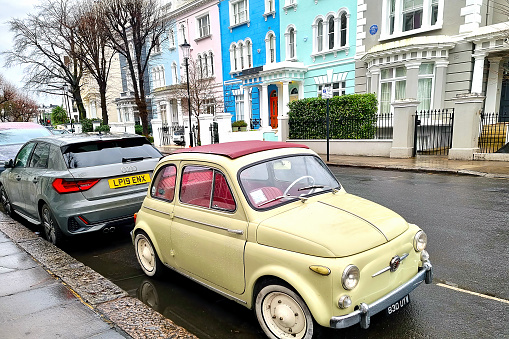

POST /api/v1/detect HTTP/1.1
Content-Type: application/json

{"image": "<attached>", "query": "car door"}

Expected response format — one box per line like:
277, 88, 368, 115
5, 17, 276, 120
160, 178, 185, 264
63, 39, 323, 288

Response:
171, 163, 248, 294
3, 142, 36, 212
20, 142, 52, 219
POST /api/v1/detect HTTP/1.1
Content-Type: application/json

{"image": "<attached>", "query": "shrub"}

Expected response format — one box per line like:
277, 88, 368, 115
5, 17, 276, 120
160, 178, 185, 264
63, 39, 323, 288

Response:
81, 118, 93, 132
95, 124, 111, 133
288, 94, 378, 140
50, 106, 69, 126
135, 124, 143, 135
232, 120, 248, 127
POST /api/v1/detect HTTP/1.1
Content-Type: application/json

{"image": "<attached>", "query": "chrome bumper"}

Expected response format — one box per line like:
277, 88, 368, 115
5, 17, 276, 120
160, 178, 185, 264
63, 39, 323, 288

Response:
330, 261, 433, 329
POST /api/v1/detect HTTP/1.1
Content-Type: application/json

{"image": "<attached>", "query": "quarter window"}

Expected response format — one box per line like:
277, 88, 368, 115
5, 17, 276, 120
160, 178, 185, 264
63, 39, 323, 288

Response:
29, 143, 51, 169
151, 165, 177, 202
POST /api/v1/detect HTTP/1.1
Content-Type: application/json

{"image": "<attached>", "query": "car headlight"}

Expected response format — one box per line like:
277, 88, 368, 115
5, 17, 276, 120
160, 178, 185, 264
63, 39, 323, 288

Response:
413, 230, 427, 252
342, 265, 360, 290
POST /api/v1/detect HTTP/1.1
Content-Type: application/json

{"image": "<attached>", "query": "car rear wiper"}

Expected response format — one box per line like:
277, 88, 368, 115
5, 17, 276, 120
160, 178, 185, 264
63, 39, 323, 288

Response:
122, 156, 152, 163
257, 194, 308, 207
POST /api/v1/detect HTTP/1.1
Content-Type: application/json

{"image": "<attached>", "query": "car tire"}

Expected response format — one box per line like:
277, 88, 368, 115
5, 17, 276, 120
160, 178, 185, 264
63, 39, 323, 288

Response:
134, 233, 164, 278
41, 204, 64, 246
255, 284, 314, 339
0, 186, 14, 217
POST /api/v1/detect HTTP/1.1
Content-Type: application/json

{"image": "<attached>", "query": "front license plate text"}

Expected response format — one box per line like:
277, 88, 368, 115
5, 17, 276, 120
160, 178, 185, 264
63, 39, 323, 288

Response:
386, 294, 410, 315
108, 173, 151, 189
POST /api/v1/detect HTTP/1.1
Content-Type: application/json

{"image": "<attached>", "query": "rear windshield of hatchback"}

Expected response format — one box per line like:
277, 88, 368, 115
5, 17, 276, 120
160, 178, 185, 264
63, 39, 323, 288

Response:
62, 137, 161, 169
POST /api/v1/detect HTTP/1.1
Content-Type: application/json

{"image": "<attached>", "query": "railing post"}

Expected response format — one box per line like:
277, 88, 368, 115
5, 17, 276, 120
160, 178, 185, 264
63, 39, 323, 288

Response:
449, 94, 484, 160
390, 99, 420, 158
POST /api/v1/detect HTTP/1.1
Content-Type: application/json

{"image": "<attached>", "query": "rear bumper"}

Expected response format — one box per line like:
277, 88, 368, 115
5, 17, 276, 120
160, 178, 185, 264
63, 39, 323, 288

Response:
330, 261, 433, 329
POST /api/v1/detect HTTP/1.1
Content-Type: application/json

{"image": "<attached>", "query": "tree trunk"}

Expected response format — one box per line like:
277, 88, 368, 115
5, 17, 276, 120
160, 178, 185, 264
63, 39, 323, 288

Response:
99, 82, 108, 125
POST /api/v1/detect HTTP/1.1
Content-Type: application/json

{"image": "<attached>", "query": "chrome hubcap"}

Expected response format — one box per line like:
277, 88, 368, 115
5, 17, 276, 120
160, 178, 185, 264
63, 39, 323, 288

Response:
262, 292, 306, 338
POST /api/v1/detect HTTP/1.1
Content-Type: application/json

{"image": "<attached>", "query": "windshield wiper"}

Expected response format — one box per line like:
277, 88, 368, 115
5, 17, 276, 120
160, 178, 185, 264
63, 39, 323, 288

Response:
257, 194, 308, 207
122, 156, 151, 163
298, 185, 325, 191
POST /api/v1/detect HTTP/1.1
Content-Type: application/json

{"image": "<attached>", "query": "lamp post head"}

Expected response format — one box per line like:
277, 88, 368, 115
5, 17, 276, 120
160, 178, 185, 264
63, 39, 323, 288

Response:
180, 39, 191, 59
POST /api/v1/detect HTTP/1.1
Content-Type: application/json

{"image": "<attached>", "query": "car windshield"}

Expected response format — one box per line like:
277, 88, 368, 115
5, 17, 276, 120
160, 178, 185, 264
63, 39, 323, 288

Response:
239, 154, 341, 209
0, 128, 52, 145
62, 137, 161, 168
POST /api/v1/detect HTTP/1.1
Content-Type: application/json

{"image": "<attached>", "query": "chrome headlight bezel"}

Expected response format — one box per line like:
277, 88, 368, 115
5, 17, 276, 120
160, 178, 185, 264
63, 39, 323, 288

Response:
342, 265, 360, 290
413, 230, 427, 252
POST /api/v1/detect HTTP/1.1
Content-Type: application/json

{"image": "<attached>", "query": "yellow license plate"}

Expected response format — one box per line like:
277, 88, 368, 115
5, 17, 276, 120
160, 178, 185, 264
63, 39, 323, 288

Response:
108, 173, 151, 189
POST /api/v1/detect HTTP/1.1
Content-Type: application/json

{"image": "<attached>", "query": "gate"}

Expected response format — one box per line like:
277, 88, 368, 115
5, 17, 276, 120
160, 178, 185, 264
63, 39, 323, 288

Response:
210, 121, 219, 144
158, 123, 185, 146
413, 109, 454, 156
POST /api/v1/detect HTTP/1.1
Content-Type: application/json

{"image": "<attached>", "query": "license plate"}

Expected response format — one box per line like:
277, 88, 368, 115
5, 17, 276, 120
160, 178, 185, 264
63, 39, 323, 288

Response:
108, 173, 151, 189
386, 294, 410, 315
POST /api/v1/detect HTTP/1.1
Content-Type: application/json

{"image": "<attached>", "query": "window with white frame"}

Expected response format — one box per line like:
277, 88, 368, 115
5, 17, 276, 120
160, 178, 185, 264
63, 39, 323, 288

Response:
266, 32, 276, 64
151, 66, 165, 89
230, 40, 251, 72
197, 14, 210, 38
383, 0, 443, 38
317, 82, 346, 97
246, 41, 252, 68
203, 54, 209, 77
171, 62, 178, 84
265, 0, 275, 14
417, 62, 434, 111
153, 36, 161, 54
168, 29, 176, 49
179, 23, 186, 43
285, 0, 296, 5
328, 16, 335, 50
198, 55, 204, 78
204, 98, 215, 115
232, 44, 238, 71
209, 52, 214, 75
239, 42, 245, 69
230, 0, 248, 26
235, 94, 244, 121
379, 66, 406, 113
317, 19, 323, 52
340, 12, 347, 47
286, 26, 296, 60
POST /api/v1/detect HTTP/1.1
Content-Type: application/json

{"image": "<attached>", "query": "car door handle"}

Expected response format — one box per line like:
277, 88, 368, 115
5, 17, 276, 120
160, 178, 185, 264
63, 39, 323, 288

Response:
32, 177, 39, 184
16, 175, 21, 181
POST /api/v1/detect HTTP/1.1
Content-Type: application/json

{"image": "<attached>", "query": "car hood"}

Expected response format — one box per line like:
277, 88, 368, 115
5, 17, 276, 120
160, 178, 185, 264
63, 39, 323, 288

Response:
255, 192, 409, 258
0, 144, 22, 163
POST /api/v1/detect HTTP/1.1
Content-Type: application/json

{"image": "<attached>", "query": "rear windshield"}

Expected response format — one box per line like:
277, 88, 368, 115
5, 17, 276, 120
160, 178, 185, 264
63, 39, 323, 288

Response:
62, 137, 161, 169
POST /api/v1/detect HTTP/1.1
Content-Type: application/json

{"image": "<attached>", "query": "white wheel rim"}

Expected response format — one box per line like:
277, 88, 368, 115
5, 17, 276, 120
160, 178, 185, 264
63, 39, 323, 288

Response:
261, 291, 307, 338
137, 237, 155, 272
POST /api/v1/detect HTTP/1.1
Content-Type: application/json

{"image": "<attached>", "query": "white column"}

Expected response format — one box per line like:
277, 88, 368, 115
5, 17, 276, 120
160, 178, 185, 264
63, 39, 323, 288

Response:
449, 94, 484, 160
471, 52, 486, 94
243, 86, 250, 127
151, 119, 163, 147
279, 81, 290, 142
282, 81, 290, 116
198, 114, 214, 146
298, 81, 304, 99
484, 57, 503, 113
260, 84, 270, 130
390, 99, 420, 158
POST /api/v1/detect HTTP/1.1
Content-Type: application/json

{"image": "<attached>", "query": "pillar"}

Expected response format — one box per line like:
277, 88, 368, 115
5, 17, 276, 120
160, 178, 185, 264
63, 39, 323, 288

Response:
471, 52, 486, 94
260, 84, 270, 130
484, 57, 503, 113
405, 62, 420, 100
278, 81, 290, 141
390, 99, 420, 158
198, 114, 214, 146
448, 94, 484, 160
151, 118, 163, 146
433, 60, 449, 109
243, 86, 251, 127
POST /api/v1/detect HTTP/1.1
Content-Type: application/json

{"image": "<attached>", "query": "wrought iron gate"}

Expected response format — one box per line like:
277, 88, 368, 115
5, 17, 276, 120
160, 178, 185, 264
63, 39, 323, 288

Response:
413, 109, 454, 156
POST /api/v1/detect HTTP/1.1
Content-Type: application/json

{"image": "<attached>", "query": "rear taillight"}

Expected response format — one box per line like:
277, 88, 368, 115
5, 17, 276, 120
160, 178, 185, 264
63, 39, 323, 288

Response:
52, 178, 100, 194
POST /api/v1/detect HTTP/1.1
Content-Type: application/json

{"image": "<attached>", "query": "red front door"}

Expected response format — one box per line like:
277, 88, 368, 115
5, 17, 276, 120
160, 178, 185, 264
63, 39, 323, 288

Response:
270, 90, 278, 129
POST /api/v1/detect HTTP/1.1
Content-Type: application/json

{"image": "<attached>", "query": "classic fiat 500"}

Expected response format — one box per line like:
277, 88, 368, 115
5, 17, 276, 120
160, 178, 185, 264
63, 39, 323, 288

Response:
132, 141, 432, 338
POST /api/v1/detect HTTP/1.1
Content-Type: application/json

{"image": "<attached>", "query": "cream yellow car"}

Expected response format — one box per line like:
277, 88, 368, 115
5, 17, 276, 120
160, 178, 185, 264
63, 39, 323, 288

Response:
132, 141, 432, 338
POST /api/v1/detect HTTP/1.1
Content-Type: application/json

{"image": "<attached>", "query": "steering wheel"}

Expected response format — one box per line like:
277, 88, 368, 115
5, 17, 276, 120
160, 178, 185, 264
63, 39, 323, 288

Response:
283, 175, 315, 196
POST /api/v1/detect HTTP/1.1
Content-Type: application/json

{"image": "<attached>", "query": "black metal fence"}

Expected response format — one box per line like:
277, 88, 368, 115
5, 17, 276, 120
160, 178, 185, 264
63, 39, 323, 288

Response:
289, 113, 393, 140
479, 112, 509, 153
250, 118, 261, 130
413, 109, 454, 156
158, 123, 185, 146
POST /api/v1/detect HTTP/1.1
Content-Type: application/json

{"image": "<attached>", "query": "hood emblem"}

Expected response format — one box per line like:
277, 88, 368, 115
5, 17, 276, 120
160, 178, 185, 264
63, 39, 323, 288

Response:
372, 253, 409, 277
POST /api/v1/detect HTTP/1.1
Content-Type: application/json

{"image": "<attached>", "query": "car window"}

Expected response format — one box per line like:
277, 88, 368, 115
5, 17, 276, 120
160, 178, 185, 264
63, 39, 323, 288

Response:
151, 164, 177, 202
29, 143, 51, 169
62, 137, 161, 168
14, 142, 36, 168
180, 165, 236, 211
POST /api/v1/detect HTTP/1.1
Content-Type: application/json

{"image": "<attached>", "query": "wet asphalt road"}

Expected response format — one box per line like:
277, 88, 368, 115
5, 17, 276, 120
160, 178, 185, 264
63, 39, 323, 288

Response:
15, 167, 509, 338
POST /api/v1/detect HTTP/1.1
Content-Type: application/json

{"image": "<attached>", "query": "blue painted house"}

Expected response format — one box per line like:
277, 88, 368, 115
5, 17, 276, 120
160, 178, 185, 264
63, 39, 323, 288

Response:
219, 0, 281, 131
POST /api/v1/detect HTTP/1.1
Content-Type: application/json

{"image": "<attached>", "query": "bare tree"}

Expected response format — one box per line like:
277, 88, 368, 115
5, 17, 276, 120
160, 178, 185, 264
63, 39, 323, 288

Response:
100, 0, 167, 136
3, 0, 87, 119
0, 94, 39, 122
74, 0, 115, 124
174, 58, 224, 145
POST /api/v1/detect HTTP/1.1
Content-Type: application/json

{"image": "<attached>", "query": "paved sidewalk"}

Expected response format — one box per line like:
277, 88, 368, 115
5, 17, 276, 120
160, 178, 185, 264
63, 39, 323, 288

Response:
0, 214, 197, 339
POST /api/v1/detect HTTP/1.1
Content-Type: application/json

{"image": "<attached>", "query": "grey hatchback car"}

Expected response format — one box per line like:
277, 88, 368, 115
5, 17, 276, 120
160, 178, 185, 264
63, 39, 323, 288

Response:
0, 133, 161, 245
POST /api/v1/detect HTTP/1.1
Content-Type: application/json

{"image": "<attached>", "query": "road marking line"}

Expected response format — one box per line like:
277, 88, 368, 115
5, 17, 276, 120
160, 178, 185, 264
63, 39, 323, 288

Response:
437, 283, 509, 304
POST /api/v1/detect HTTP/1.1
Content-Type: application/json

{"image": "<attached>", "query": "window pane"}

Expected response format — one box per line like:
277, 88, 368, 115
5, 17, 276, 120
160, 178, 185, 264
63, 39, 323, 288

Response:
396, 67, 406, 77
328, 17, 334, 49
212, 171, 235, 211
417, 78, 432, 110
380, 82, 392, 113
29, 143, 51, 169
381, 68, 392, 80
317, 20, 323, 52
419, 63, 434, 75
180, 166, 213, 207
395, 80, 406, 100
152, 165, 177, 201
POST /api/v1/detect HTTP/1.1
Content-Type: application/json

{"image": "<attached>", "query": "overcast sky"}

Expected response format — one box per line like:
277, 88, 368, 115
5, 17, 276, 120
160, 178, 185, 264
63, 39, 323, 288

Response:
0, 0, 58, 105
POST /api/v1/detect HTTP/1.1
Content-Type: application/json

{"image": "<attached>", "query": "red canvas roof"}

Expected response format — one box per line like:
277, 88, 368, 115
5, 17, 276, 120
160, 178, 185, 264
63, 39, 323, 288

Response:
172, 141, 309, 159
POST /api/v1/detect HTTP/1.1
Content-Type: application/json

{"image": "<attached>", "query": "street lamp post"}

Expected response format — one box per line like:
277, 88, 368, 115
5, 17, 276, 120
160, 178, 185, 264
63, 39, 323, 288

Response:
180, 39, 193, 147
63, 84, 74, 133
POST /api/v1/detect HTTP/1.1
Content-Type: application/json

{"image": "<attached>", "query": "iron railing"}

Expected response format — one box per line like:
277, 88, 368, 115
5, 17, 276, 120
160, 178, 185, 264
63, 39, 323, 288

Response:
413, 109, 454, 156
479, 112, 509, 153
289, 113, 393, 140
158, 123, 185, 146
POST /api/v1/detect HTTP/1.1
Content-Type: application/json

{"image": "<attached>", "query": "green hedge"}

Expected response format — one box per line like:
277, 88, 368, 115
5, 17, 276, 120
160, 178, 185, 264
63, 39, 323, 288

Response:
288, 94, 378, 139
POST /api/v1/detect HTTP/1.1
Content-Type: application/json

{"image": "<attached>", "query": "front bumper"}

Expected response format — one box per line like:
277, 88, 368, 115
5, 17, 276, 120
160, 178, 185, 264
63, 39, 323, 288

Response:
330, 261, 433, 329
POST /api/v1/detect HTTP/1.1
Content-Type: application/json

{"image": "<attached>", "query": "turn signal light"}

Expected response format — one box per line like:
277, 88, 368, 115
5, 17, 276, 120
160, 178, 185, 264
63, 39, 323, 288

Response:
52, 178, 100, 194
